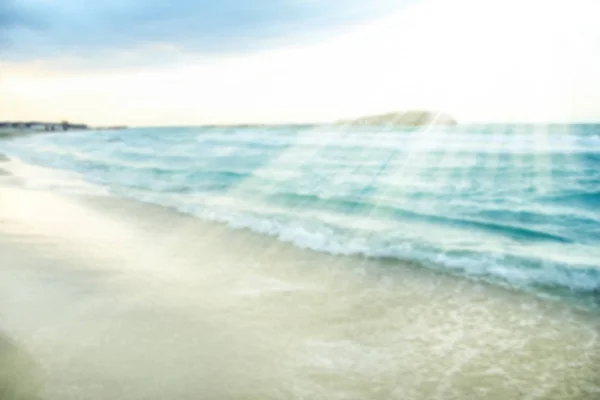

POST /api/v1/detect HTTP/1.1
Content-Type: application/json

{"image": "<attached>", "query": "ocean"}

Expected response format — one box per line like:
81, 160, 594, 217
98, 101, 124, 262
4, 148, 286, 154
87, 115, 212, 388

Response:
1, 124, 599, 310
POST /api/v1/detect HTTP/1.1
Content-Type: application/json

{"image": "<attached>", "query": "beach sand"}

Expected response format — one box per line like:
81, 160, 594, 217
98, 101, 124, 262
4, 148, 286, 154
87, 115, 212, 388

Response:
0, 180, 599, 399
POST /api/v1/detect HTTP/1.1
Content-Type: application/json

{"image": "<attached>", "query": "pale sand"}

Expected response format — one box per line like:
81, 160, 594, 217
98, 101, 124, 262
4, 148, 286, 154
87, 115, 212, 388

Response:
0, 186, 599, 400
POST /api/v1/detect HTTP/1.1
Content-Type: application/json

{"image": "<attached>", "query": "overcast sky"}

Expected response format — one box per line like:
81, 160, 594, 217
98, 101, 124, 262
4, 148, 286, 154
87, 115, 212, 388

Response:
1, 0, 599, 125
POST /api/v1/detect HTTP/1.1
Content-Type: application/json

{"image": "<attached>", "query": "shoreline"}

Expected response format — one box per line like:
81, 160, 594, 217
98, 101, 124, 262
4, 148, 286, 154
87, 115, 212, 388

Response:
83, 189, 600, 313
0, 181, 599, 399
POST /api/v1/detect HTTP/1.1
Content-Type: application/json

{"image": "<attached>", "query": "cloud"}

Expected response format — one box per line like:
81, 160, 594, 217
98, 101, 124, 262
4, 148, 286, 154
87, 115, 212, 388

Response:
3, 0, 599, 124
0, 1, 31, 46
1, 0, 412, 65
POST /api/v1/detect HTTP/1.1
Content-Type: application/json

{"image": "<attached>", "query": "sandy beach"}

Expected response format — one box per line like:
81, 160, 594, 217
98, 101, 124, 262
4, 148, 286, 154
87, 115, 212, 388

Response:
0, 155, 599, 399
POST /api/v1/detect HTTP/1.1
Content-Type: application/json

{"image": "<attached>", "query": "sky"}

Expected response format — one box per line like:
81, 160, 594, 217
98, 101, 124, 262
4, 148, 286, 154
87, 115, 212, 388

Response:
1, 0, 600, 126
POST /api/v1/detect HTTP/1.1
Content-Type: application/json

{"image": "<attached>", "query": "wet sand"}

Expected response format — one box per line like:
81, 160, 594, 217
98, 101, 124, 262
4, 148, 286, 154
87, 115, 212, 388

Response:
0, 185, 599, 399
0, 334, 42, 400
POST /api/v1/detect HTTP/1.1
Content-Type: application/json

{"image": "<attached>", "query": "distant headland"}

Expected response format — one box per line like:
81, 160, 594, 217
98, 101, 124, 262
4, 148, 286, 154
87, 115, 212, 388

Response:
200, 111, 457, 128
336, 111, 457, 126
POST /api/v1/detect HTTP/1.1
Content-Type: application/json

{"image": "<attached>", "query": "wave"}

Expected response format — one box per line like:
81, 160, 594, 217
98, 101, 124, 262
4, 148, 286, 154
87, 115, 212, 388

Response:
542, 191, 600, 208
161, 198, 600, 299
263, 191, 574, 243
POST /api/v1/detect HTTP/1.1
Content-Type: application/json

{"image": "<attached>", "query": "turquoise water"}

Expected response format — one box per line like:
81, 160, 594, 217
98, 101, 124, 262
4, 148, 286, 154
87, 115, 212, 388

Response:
2, 124, 600, 308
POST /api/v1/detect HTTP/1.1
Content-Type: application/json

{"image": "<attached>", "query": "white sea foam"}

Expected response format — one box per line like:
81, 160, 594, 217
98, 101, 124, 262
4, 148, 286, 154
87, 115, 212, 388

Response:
0, 157, 108, 196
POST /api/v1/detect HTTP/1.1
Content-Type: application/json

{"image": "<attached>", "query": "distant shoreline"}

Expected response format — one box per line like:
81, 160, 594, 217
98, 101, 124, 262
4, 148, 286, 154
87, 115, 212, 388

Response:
0, 125, 127, 139
4, 121, 600, 135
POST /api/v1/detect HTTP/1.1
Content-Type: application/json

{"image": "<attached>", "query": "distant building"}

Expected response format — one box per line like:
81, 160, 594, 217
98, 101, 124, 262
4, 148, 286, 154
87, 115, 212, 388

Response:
0, 121, 90, 132
27, 123, 47, 132
68, 124, 89, 130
